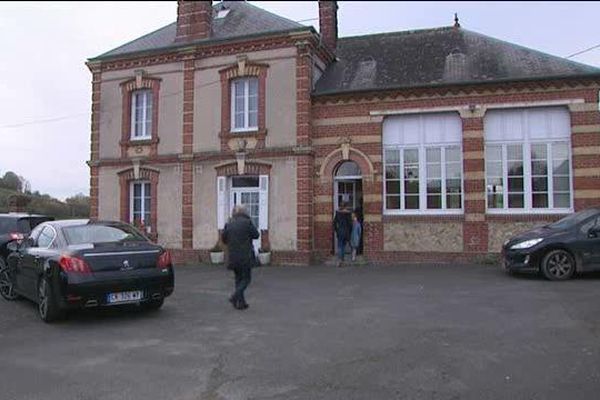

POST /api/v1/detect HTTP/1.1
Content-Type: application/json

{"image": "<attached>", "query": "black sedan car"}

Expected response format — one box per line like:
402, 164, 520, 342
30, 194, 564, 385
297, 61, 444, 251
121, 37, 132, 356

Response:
0, 213, 53, 269
502, 208, 600, 281
0, 219, 174, 322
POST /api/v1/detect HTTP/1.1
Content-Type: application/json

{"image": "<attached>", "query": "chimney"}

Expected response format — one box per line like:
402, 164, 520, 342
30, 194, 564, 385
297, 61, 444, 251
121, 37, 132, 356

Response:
318, 1, 338, 52
175, 1, 213, 43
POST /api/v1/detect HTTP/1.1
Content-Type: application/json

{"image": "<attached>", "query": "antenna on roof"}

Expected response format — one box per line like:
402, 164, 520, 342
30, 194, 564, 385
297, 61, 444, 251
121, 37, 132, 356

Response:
454, 13, 461, 28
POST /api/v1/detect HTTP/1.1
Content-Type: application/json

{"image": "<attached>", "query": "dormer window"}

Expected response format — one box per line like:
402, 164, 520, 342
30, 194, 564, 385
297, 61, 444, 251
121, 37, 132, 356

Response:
216, 8, 230, 19
131, 89, 153, 140
231, 77, 258, 132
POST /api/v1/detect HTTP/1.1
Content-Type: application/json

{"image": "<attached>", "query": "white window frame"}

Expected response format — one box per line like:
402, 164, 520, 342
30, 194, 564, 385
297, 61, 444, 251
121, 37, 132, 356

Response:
484, 107, 573, 214
383, 144, 464, 215
129, 181, 151, 226
485, 140, 573, 214
230, 77, 259, 132
130, 89, 152, 140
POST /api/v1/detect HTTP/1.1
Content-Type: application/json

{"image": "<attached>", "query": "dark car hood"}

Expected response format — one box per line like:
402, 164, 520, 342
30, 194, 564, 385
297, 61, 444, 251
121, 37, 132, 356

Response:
505, 225, 568, 248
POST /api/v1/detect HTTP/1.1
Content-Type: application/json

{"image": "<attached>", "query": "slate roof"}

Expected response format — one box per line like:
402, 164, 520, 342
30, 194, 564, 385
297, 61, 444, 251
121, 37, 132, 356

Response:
93, 2, 600, 94
92, 1, 304, 60
313, 27, 600, 95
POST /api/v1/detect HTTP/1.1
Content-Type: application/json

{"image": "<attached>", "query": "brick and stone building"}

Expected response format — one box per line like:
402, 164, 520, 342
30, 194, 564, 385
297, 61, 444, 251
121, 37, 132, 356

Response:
87, 0, 600, 264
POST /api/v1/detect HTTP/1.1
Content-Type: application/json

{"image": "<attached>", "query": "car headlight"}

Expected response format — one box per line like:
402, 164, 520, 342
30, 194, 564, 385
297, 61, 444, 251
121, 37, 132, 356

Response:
510, 238, 543, 250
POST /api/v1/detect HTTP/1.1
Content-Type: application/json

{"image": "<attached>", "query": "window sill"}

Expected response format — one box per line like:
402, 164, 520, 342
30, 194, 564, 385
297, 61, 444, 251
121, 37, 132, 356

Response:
119, 137, 160, 158
130, 136, 153, 141
486, 209, 573, 215
383, 213, 465, 223
220, 129, 268, 151
231, 128, 259, 134
383, 210, 464, 216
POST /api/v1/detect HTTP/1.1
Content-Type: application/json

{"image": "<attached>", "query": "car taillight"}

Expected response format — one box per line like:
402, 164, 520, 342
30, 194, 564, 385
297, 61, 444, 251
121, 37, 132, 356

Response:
59, 255, 92, 274
157, 250, 172, 268
9, 232, 24, 241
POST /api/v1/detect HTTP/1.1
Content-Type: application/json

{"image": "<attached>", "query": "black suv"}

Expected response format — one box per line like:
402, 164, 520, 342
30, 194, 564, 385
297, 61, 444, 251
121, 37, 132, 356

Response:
0, 213, 53, 269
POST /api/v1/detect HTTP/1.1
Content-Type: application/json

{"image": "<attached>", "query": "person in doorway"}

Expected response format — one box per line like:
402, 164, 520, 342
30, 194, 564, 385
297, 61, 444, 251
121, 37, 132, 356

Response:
333, 201, 352, 266
221, 205, 260, 310
350, 212, 362, 262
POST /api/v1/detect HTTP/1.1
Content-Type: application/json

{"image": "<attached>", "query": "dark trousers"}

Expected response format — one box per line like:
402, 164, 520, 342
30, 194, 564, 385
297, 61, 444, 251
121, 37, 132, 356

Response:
232, 267, 252, 304
337, 236, 348, 261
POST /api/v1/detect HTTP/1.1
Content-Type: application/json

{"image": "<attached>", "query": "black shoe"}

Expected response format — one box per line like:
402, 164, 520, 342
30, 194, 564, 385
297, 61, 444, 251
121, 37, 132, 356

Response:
237, 301, 249, 310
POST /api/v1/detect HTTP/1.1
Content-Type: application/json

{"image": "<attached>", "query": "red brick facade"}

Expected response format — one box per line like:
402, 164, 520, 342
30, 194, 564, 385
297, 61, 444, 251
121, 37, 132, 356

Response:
312, 81, 600, 262
88, 2, 600, 266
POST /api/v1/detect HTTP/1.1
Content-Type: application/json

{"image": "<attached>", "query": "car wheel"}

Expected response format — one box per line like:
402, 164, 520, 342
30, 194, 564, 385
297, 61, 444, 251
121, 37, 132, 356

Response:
0, 258, 19, 301
541, 249, 576, 281
142, 298, 164, 311
38, 277, 64, 323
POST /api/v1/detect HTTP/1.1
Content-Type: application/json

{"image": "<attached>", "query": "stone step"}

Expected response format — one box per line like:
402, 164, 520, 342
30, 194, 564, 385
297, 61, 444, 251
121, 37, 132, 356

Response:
324, 255, 368, 266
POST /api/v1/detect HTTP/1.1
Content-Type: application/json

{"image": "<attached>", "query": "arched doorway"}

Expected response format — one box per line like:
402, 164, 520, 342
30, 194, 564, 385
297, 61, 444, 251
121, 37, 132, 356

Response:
333, 160, 364, 256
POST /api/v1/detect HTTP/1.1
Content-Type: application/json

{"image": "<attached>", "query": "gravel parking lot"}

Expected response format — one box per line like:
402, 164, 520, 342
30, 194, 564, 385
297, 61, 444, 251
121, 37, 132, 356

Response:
1, 263, 600, 400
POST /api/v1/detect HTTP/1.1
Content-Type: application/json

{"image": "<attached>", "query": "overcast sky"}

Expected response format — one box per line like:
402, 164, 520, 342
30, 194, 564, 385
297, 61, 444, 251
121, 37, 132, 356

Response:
1, 1, 599, 200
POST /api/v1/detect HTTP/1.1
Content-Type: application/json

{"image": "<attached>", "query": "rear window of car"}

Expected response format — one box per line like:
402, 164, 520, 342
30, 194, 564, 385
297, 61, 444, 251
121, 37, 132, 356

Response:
0, 217, 51, 234
0, 217, 17, 233
63, 224, 147, 245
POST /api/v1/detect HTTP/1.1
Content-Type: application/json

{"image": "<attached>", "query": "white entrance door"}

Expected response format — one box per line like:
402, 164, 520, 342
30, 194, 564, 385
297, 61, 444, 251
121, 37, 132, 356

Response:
230, 188, 261, 254
217, 175, 268, 255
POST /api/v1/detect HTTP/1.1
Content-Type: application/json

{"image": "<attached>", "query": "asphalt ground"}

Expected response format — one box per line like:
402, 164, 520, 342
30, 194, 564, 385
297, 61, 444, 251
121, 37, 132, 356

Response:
1, 263, 600, 400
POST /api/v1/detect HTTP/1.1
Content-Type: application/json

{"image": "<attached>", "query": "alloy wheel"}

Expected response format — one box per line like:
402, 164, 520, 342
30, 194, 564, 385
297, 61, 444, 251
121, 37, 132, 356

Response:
38, 279, 49, 320
545, 251, 574, 280
0, 268, 18, 300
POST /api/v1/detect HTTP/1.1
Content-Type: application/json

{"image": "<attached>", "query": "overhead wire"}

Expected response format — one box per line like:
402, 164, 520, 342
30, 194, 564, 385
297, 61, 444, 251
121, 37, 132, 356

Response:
0, 57, 291, 130
566, 43, 600, 59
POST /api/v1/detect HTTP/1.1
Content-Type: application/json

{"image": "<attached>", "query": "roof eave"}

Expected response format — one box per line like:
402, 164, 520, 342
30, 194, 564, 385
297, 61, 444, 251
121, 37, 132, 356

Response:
312, 73, 600, 97
87, 26, 317, 63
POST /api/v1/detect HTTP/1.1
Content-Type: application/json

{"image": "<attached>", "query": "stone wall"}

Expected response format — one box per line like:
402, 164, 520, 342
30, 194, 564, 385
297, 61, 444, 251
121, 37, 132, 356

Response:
384, 222, 463, 252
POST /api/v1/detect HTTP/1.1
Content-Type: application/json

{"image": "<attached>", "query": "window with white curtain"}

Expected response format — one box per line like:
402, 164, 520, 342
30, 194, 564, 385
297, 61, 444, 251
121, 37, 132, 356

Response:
383, 113, 463, 213
484, 107, 572, 212
130, 181, 151, 228
231, 77, 258, 131
131, 89, 153, 139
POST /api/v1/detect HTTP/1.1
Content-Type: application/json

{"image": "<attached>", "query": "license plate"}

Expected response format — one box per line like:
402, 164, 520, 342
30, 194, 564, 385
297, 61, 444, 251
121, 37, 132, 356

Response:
106, 290, 143, 304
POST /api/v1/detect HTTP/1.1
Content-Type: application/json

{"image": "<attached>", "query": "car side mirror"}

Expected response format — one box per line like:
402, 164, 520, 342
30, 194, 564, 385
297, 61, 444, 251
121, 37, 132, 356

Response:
588, 227, 600, 238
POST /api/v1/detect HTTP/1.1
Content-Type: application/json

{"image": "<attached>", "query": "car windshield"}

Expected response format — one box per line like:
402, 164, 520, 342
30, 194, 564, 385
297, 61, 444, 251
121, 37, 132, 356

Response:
547, 209, 599, 230
63, 224, 147, 245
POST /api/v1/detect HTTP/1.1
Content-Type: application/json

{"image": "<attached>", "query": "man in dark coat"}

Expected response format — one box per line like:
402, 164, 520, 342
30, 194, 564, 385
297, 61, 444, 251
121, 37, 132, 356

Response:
333, 201, 352, 265
221, 205, 260, 310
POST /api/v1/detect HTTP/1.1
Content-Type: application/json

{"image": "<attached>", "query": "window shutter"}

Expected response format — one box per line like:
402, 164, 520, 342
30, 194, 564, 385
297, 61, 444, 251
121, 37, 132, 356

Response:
259, 175, 269, 230
217, 176, 226, 229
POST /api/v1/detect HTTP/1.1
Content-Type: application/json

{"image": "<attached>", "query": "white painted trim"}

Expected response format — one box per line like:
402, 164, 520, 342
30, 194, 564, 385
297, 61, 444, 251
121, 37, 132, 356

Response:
370, 99, 585, 117
383, 210, 464, 216
129, 181, 151, 225
486, 209, 573, 215
231, 77, 259, 131
130, 89, 152, 140
372, 106, 463, 116
485, 99, 584, 110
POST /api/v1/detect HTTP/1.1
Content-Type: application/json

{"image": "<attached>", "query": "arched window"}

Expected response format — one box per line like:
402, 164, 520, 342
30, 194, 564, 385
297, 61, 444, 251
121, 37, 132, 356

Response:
335, 161, 361, 178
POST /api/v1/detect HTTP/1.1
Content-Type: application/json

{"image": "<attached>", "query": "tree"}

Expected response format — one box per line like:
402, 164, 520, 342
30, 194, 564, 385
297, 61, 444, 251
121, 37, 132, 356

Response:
19, 175, 31, 193
0, 171, 22, 192
65, 193, 90, 218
